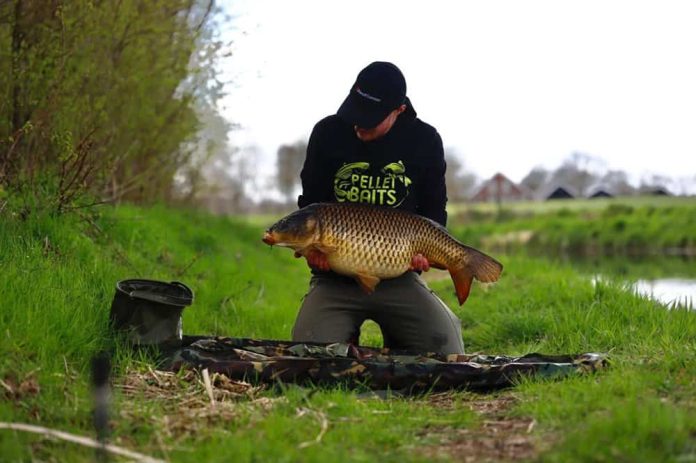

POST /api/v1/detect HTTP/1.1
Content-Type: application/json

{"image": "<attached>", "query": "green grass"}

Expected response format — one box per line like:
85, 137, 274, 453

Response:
449, 196, 696, 256
449, 195, 696, 215
1, 202, 695, 462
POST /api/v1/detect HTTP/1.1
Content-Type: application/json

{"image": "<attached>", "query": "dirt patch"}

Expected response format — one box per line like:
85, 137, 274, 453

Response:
419, 393, 539, 462
423, 391, 459, 409
115, 367, 283, 439
1, 372, 41, 401
465, 395, 518, 415
117, 367, 259, 402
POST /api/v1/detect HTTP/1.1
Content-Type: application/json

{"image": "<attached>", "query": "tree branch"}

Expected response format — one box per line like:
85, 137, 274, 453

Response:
0, 422, 165, 463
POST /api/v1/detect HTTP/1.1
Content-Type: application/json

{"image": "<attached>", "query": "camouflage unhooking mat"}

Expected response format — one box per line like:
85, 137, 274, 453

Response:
110, 279, 608, 392
158, 336, 608, 392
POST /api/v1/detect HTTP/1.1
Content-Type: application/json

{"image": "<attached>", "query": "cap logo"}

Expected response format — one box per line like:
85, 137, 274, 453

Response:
355, 86, 382, 103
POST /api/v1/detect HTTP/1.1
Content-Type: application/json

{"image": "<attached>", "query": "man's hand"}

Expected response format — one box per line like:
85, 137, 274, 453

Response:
409, 253, 430, 272
295, 249, 331, 272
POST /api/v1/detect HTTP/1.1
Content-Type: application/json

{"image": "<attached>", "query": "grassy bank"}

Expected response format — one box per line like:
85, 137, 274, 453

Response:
1, 203, 695, 462
450, 196, 696, 256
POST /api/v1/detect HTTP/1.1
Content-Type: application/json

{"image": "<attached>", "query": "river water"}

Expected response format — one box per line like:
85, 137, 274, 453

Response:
632, 278, 696, 308
565, 255, 696, 309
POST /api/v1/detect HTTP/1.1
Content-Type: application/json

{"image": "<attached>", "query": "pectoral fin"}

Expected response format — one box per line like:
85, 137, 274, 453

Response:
429, 261, 447, 270
355, 273, 380, 294
314, 243, 337, 255
449, 268, 473, 305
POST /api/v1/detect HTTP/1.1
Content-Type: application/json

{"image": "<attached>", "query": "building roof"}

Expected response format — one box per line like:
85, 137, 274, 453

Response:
470, 172, 531, 202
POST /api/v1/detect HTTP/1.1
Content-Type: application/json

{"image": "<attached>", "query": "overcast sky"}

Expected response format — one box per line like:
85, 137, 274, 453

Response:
216, 0, 696, 197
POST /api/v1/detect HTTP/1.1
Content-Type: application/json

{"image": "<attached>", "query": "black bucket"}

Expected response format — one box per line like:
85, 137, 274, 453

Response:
109, 279, 194, 345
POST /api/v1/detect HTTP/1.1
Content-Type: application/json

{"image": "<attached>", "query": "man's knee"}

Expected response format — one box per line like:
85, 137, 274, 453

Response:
292, 282, 363, 343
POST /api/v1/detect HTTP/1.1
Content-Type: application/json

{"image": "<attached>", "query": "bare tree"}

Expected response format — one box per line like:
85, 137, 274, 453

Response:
276, 140, 307, 203
676, 175, 696, 196
174, 103, 232, 201
639, 174, 673, 195
520, 166, 549, 194
194, 144, 259, 215
549, 152, 603, 196
600, 170, 635, 196
444, 148, 479, 202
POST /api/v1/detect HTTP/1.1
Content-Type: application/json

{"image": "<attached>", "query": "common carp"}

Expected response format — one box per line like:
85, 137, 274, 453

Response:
262, 203, 503, 305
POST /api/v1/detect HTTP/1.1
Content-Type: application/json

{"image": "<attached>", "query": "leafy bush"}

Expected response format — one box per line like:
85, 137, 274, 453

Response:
0, 0, 221, 212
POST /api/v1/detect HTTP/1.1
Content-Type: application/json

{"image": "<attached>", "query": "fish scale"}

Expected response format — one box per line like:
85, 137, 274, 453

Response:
322, 206, 410, 276
263, 203, 503, 305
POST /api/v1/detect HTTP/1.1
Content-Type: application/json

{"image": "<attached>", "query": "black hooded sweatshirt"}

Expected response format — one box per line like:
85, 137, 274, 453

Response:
297, 98, 448, 226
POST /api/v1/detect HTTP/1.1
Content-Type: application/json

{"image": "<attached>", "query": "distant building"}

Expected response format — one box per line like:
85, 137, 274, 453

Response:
470, 173, 530, 203
588, 189, 613, 199
545, 186, 574, 200
643, 187, 672, 196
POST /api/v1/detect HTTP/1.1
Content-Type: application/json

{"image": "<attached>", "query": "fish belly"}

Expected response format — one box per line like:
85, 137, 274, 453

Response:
326, 235, 412, 280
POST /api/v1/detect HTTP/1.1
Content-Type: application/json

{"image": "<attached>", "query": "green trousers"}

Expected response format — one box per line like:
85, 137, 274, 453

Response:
291, 272, 465, 354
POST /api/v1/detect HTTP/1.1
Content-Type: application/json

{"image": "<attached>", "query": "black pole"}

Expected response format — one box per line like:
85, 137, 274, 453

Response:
91, 352, 112, 462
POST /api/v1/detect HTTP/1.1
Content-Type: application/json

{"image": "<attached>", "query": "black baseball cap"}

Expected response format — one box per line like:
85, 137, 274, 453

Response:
337, 61, 407, 129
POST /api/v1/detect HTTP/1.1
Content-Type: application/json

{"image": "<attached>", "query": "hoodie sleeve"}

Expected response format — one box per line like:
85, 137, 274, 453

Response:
415, 130, 448, 226
297, 120, 334, 208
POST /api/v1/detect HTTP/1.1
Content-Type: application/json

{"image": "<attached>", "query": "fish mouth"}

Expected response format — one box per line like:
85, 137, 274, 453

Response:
262, 231, 276, 245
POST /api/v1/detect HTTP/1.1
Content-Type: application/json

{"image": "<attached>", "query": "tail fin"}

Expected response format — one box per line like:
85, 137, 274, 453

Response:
449, 247, 503, 305
464, 246, 503, 283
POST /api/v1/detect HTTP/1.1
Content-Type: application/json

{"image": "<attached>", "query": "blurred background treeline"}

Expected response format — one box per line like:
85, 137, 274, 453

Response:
1, 1, 693, 218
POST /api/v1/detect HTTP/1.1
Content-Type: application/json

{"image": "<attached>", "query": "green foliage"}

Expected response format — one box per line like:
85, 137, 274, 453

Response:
0, 0, 221, 211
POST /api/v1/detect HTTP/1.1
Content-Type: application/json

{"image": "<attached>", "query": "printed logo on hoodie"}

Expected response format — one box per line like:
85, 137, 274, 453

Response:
333, 160, 412, 206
